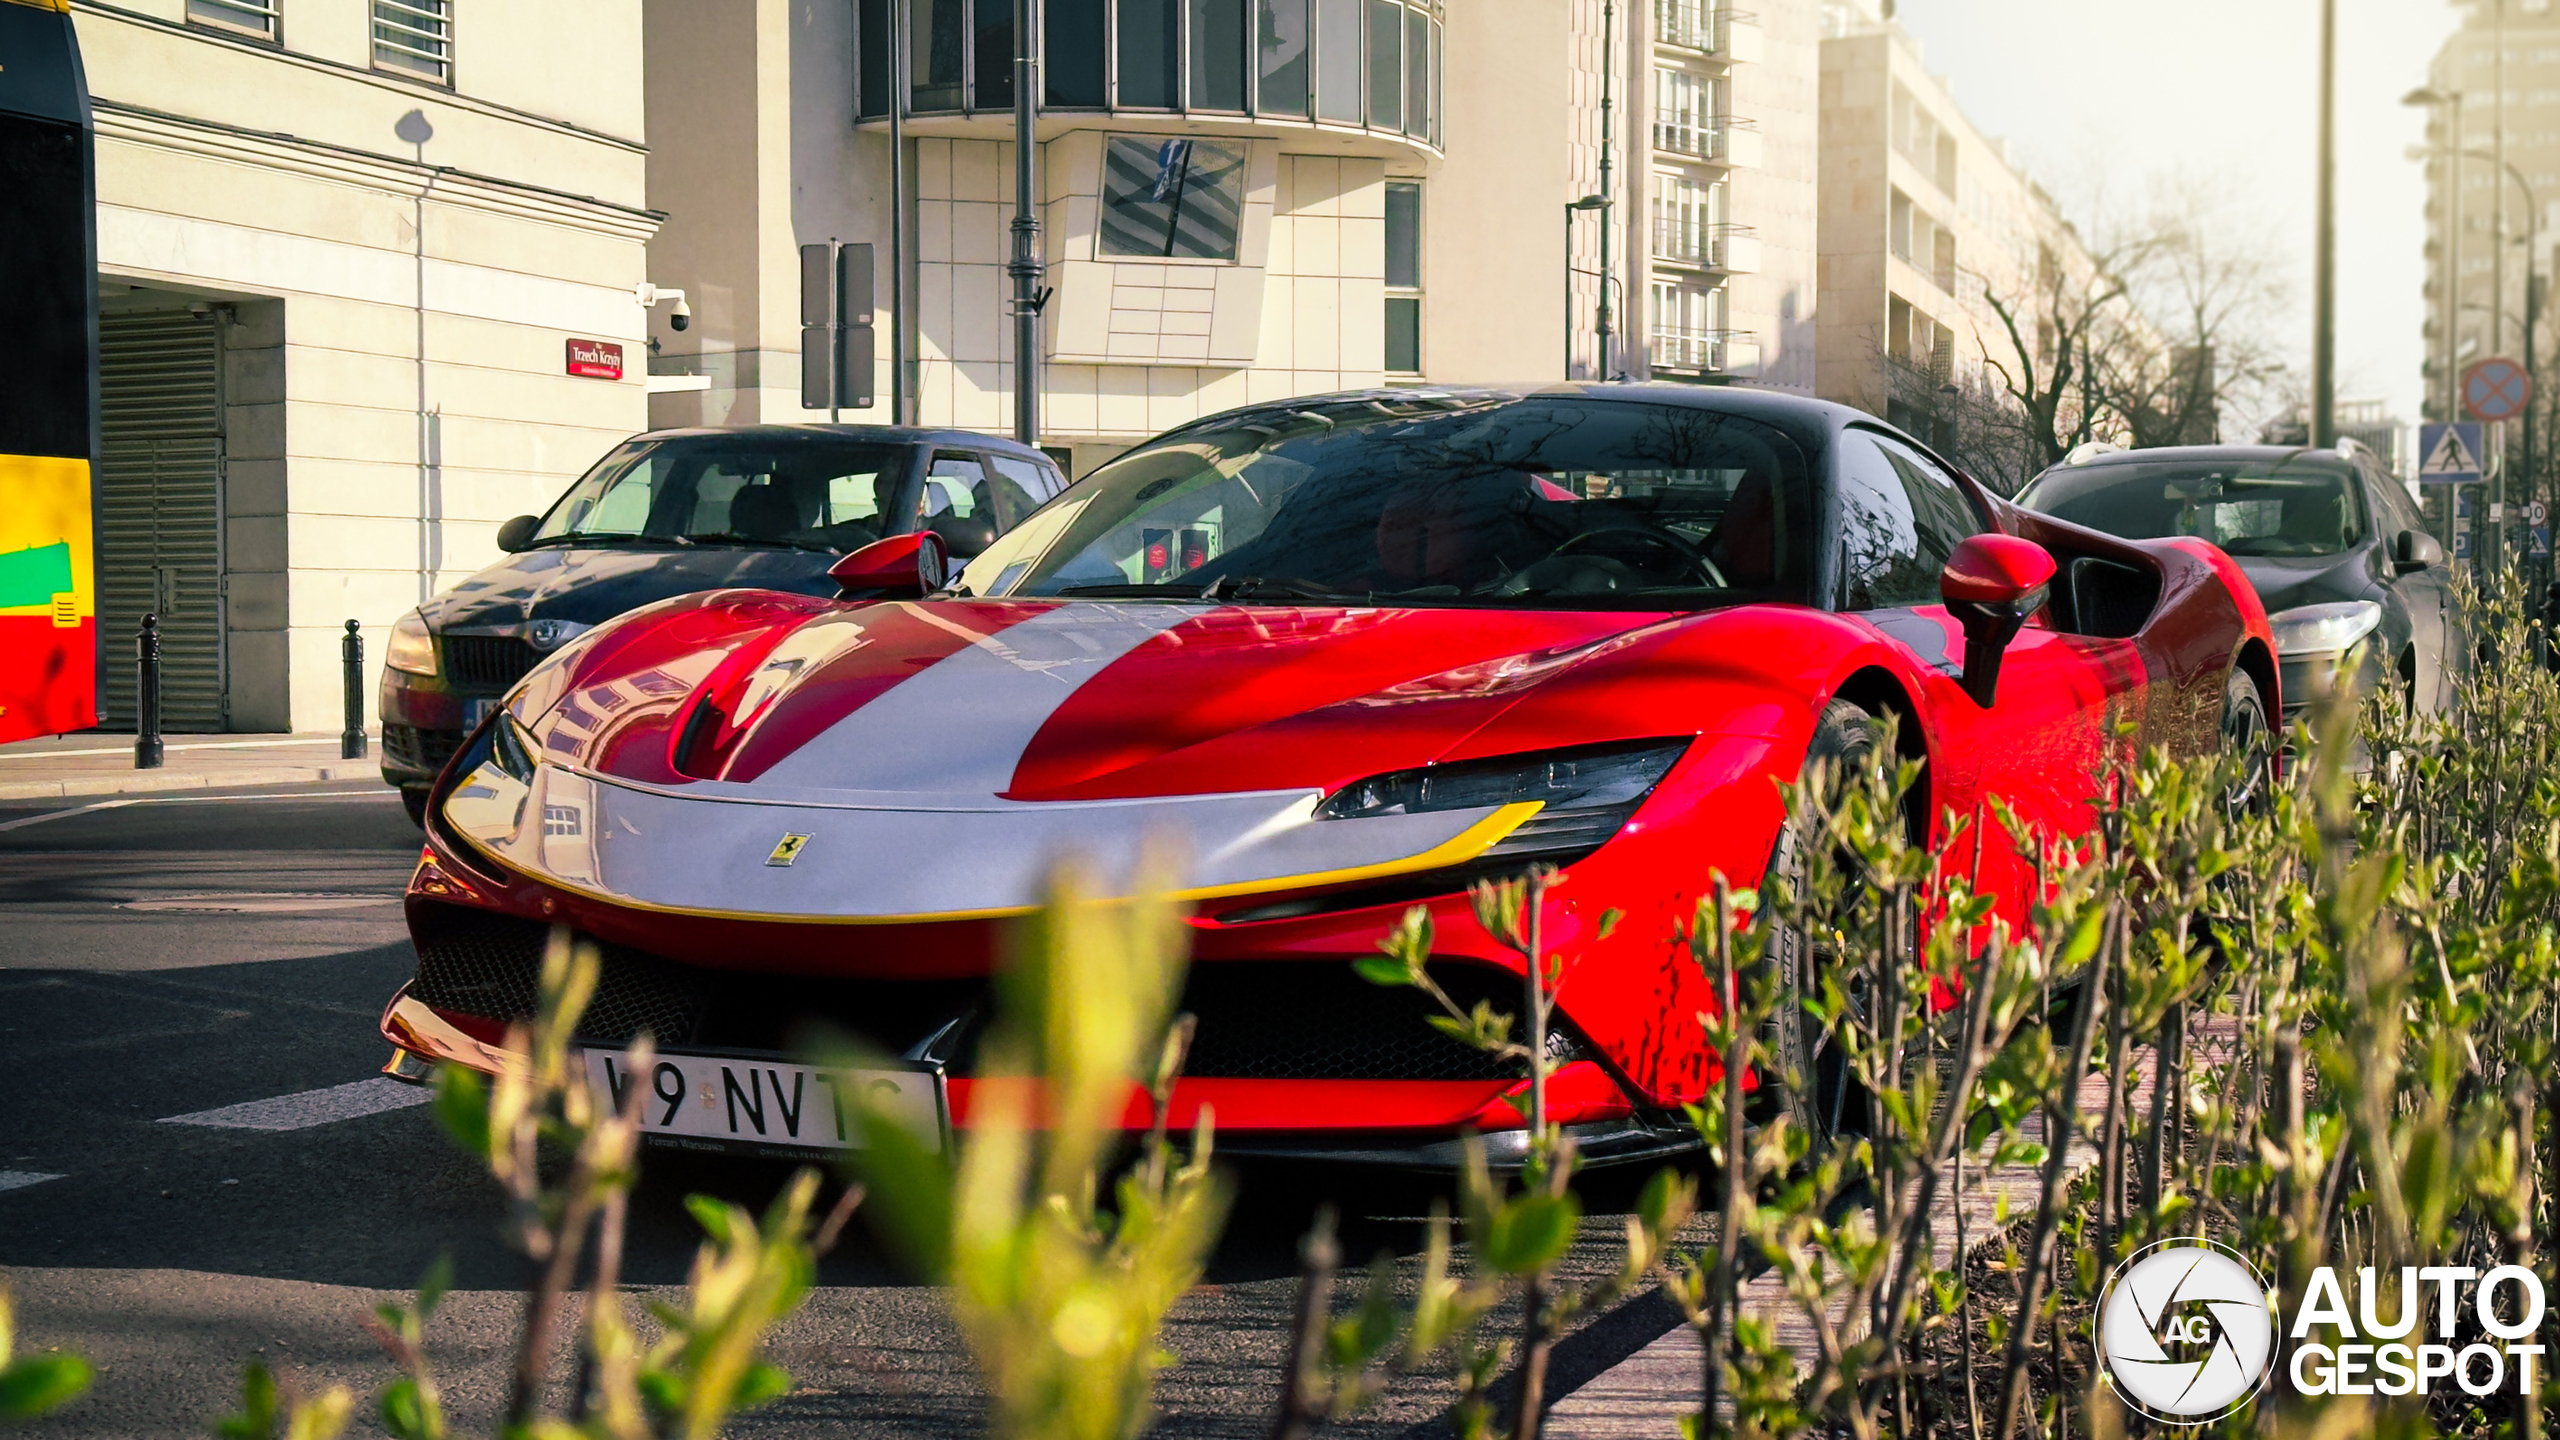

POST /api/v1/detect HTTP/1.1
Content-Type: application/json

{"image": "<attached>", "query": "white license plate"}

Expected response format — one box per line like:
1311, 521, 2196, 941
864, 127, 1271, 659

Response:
463, 698, 503, 731
583, 1049, 946, 1153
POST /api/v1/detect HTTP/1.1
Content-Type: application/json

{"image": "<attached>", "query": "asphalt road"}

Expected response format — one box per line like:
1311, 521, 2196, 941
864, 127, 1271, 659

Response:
0, 781, 1700, 1439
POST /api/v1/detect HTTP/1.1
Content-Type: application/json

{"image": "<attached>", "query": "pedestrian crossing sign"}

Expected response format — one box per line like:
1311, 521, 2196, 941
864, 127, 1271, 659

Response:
2420, 422, 2484, 486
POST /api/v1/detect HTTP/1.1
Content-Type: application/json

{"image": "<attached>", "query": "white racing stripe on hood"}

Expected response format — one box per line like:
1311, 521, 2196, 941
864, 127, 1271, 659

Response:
751, 602, 1208, 796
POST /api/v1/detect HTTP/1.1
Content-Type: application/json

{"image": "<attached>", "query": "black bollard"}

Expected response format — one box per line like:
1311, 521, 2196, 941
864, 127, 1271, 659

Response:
341, 618, 368, 760
134, 613, 163, 769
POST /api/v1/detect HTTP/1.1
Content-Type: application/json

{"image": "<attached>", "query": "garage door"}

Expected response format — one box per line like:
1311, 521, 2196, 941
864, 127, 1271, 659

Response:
97, 311, 227, 731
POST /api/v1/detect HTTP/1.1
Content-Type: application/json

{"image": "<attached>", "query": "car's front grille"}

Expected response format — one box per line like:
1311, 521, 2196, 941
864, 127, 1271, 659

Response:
1179, 961, 1575, 1081
442, 634, 540, 691
402, 905, 1578, 1082
411, 907, 710, 1048
383, 723, 464, 775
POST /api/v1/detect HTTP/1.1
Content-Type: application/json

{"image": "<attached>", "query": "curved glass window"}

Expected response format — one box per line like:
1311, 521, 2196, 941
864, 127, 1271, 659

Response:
1258, 0, 1309, 115
1119, 0, 1179, 105
955, 394, 1816, 611
859, 0, 1438, 137
1314, 0, 1361, 120
1047, 0, 1108, 104
1191, 0, 1247, 109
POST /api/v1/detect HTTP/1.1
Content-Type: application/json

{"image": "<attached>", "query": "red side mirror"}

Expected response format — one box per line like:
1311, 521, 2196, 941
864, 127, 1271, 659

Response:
829, 531, 950, 598
1939, 534, 2055, 708
1940, 533, 2057, 609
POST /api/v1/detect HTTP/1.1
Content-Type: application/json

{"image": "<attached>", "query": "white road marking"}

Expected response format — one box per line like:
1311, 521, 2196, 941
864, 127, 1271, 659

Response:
159, 1078, 433, 1132
120, 893, 401, 914
0, 799, 136, 832
0, 789, 393, 832
0, 1171, 65, 1193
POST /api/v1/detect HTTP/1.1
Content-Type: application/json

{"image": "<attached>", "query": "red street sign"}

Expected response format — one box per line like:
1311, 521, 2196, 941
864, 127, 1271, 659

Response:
565, 338, 624, 380
2463, 356, 2532, 422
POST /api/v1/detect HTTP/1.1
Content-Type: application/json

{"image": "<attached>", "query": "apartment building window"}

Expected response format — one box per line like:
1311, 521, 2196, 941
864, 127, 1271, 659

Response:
1258, 0, 1312, 113
372, 0, 451, 84
1651, 281, 1728, 371
189, 0, 279, 41
1654, 0, 1716, 52
1101, 136, 1248, 258
1385, 180, 1422, 372
1652, 174, 1720, 265
1653, 68, 1714, 158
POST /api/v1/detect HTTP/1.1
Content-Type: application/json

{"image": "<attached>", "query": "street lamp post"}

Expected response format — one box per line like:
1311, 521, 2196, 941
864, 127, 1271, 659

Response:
1565, 195, 1606, 378
1009, 0, 1044, 446
2312, 0, 2338, 447
2407, 85, 2466, 556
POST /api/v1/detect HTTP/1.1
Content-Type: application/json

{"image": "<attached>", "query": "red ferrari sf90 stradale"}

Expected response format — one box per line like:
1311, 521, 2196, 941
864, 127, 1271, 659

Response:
381, 386, 2275, 1168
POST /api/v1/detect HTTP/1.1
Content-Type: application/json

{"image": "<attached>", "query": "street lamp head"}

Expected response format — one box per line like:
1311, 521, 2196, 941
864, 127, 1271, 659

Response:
1568, 195, 1607, 211
2403, 86, 2454, 108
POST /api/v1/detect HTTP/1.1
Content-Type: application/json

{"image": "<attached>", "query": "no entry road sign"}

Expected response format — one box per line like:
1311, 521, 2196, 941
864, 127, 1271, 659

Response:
2464, 357, 2533, 423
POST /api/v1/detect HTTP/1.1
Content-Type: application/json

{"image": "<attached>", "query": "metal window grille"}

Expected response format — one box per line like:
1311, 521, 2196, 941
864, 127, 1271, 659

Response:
373, 0, 452, 83
188, 0, 280, 39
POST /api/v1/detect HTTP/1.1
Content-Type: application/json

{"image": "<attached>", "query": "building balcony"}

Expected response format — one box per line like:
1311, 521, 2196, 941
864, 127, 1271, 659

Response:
1652, 221, 1758, 273
1653, 0, 1761, 62
1652, 327, 1757, 374
1652, 114, 1760, 168
856, 0, 1444, 160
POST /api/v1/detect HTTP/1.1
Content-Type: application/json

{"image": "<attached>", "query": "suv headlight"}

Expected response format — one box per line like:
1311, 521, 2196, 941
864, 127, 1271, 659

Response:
2268, 600, 2383, 658
1315, 739, 1689, 863
386, 610, 438, 676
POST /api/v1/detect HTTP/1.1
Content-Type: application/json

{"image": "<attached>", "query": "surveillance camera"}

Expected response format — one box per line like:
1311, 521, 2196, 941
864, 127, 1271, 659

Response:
668, 296, 691, 332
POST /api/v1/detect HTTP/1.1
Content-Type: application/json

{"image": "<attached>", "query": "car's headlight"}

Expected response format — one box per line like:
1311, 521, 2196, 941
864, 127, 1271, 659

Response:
2268, 600, 2383, 658
386, 610, 438, 676
1315, 740, 1689, 863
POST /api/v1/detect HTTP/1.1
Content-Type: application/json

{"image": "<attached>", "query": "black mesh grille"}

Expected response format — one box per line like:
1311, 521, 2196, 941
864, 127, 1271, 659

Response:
403, 907, 1577, 1082
410, 908, 709, 1048
442, 635, 539, 690
1177, 962, 1577, 1081
384, 724, 463, 774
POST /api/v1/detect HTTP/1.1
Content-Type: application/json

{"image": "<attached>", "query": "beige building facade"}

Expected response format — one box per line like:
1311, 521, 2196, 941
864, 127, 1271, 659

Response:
68, 0, 656, 733
1814, 2, 2094, 482
638, 0, 1831, 477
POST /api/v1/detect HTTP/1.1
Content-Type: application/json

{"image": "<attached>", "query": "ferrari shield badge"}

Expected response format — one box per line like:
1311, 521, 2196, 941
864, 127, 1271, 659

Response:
765, 833, 811, 867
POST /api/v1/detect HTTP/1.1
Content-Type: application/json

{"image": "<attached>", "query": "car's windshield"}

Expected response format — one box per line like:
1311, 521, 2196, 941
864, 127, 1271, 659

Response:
532, 435, 910, 553
956, 394, 1813, 610
2016, 454, 2368, 559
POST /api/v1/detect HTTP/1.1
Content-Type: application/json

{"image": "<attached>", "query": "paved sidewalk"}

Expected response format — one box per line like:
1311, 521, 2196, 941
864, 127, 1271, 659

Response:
0, 733, 384, 802
1548, 1039, 2158, 1436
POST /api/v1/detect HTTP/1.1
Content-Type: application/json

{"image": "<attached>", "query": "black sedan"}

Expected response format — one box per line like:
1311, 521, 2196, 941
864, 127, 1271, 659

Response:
378, 425, 1066, 821
2015, 441, 2455, 731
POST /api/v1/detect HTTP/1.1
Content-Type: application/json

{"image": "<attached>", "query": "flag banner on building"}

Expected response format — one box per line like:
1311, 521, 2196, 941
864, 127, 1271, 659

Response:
0, 456, 98, 743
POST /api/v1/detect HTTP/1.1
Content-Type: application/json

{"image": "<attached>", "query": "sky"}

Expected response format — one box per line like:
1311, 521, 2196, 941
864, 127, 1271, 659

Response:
1890, 0, 2464, 438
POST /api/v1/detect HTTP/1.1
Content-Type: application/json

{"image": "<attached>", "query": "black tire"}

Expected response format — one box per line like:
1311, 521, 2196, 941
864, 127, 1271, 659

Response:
1761, 700, 1896, 1149
400, 786, 430, 828
2219, 664, 2273, 816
